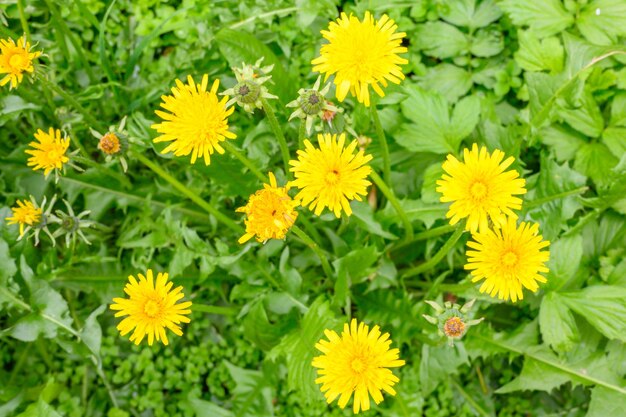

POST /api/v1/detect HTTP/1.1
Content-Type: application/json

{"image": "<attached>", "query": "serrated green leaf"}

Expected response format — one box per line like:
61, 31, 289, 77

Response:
539, 292, 579, 352
496, 346, 572, 393
419, 344, 469, 396
499, 0, 573, 37
514, 31, 564, 73
558, 90, 604, 138
561, 286, 626, 342
587, 387, 626, 417
602, 127, 626, 159
187, 395, 235, 417
422, 64, 472, 103
577, 0, 626, 45
539, 124, 586, 161
545, 235, 583, 291
440, 0, 502, 28
223, 361, 274, 417
415, 22, 468, 59
80, 305, 105, 357
470, 28, 503, 57
574, 143, 618, 187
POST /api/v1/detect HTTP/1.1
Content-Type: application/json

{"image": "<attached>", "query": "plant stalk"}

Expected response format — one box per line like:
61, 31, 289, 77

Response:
402, 226, 464, 279
261, 97, 291, 177
369, 170, 414, 241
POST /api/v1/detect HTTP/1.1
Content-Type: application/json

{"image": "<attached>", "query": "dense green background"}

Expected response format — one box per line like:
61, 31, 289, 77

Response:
1, 0, 626, 416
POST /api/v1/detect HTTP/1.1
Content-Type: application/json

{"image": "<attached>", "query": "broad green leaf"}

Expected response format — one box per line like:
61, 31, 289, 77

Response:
268, 297, 341, 401
496, 346, 572, 393
558, 90, 604, 138
11, 280, 73, 342
610, 92, 626, 126
332, 246, 378, 307
79, 305, 106, 357
499, 0, 573, 37
574, 143, 618, 187
470, 28, 504, 57
223, 361, 274, 416
514, 31, 564, 73
421, 64, 472, 103
294, 0, 336, 27
577, 0, 626, 45
421, 163, 444, 204
419, 344, 469, 396
397, 87, 479, 154
351, 202, 398, 240
415, 22, 468, 59
188, 395, 234, 417
439, 0, 502, 28
0, 238, 17, 287
561, 286, 626, 342
539, 292, 579, 352
15, 399, 62, 417
545, 235, 583, 290
602, 127, 626, 159
242, 300, 291, 350
587, 387, 626, 417
540, 124, 586, 161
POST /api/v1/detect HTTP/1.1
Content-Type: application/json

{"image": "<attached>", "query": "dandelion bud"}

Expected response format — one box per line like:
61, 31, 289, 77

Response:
287, 76, 341, 134
222, 57, 277, 113
423, 299, 483, 346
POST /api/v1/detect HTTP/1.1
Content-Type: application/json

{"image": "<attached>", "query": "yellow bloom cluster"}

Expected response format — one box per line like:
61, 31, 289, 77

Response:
437, 144, 550, 302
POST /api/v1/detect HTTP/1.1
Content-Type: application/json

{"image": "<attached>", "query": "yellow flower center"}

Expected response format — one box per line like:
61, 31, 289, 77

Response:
9, 53, 27, 69
325, 169, 340, 185
502, 251, 518, 267
351, 357, 366, 374
470, 181, 488, 200
144, 299, 161, 318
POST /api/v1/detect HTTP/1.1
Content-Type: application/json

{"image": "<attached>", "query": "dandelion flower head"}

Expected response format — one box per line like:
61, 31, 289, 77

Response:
436, 143, 527, 233
312, 12, 408, 107
313, 319, 405, 414
0, 36, 41, 89
289, 133, 372, 218
236, 172, 299, 244
110, 269, 192, 346
465, 216, 550, 302
152, 75, 236, 165
5, 199, 42, 236
25, 128, 70, 177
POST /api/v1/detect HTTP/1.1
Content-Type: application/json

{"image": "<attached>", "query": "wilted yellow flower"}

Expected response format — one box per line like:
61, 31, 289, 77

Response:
465, 216, 550, 302
110, 269, 192, 346
236, 172, 299, 244
313, 319, 405, 414
152, 75, 236, 165
312, 12, 408, 107
0, 36, 41, 89
5, 199, 42, 236
436, 144, 527, 234
289, 133, 372, 217
98, 132, 121, 155
25, 128, 70, 178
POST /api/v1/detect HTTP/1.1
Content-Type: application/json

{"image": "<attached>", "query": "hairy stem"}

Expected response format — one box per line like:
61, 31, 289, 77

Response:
261, 97, 291, 177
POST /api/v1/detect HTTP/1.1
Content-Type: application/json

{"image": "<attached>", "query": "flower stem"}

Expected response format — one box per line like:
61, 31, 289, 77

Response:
370, 103, 391, 186
261, 97, 291, 177
192, 304, 238, 316
402, 226, 464, 279
221, 141, 268, 183
17, 0, 30, 39
369, 170, 414, 241
298, 119, 306, 150
291, 224, 334, 280
133, 151, 243, 234
37, 74, 105, 131
390, 224, 456, 254
524, 186, 589, 210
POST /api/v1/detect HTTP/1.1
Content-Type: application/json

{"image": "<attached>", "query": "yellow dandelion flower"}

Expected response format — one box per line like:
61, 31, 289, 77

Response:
236, 172, 299, 244
312, 12, 408, 107
289, 133, 372, 218
436, 143, 527, 234
313, 319, 405, 414
465, 216, 550, 302
0, 36, 41, 89
152, 75, 236, 165
5, 199, 42, 236
110, 269, 192, 346
25, 128, 70, 177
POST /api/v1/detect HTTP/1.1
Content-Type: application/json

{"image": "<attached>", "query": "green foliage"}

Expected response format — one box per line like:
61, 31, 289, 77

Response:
2, 0, 626, 416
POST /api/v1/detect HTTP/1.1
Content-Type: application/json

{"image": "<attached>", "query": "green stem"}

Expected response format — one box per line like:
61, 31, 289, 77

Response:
391, 224, 456, 254
37, 74, 105, 130
133, 152, 243, 234
73, 155, 132, 189
298, 119, 306, 150
229, 6, 298, 29
564, 208, 605, 237
370, 103, 391, 186
192, 304, 238, 316
525, 186, 588, 210
221, 141, 268, 182
402, 226, 464, 279
257, 266, 309, 312
475, 335, 626, 396
261, 97, 291, 177
17, 0, 30, 39
291, 225, 333, 280
369, 170, 414, 240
